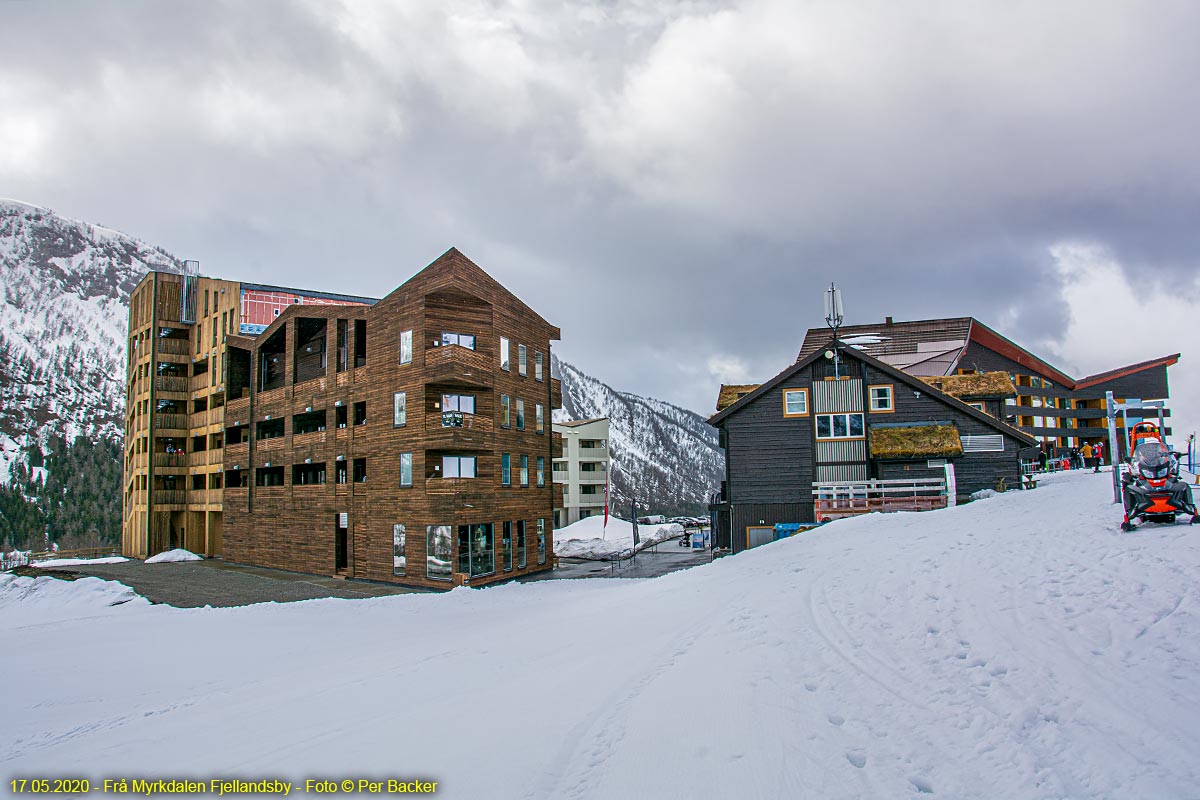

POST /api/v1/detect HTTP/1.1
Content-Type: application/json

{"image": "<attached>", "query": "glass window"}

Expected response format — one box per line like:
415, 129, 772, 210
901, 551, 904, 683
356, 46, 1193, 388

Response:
500, 337, 510, 371
393, 392, 406, 426
501, 453, 511, 486
516, 398, 525, 430
399, 453, 412, 487
833, 414, 848, 437
783, 389, 807, 416
501, 395, 511, 428
537, 456, 545, 487
353, 458, 367, 482
869, 385, 893, 412
426, 525, 452, 581
441, 332, 476, 349
393, 524, 406, 576
537, 519, 547, 565
442, 394, 476, 414
442, 455, 477, 479
816, 413, 865, 439
517, 521, 527, 568
535, 351, 543, 381
518, 344, 527, 376
502, 522, 513, 571
849, 413, 864, 437
536, 404, 544, 433
520, 455, 529, 486
399, 330, 412, 365
458, 523, 495, 578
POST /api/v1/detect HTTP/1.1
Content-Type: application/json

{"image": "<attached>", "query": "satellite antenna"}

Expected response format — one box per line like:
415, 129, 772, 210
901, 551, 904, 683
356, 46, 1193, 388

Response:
824, 283, 844, 378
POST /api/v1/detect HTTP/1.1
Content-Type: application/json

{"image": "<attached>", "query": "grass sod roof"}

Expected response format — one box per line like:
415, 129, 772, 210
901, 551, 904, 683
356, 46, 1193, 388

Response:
870, 424, 964, 459
716, 384, 761, 411
918, 371, 1016, 399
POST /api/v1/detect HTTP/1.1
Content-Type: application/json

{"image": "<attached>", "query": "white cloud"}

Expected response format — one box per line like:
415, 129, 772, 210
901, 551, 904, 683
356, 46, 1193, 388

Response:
1045, 242, 1199, 444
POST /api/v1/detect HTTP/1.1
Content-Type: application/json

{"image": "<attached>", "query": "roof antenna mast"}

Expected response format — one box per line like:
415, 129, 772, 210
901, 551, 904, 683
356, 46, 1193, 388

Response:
824, 282, 844, 379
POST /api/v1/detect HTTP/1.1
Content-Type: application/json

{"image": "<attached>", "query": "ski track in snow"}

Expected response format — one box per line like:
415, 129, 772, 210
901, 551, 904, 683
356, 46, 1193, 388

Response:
3, 471, 1200, 799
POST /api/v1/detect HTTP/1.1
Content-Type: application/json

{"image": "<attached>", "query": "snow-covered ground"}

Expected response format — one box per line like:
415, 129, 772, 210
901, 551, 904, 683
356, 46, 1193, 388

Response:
3, 470, 1199, 798
554, 515, 684, 558
30, 556, 128, 568
144, 548, 203, 563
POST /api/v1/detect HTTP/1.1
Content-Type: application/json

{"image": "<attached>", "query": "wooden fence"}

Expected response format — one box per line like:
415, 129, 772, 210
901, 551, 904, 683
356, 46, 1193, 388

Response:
813, 477, 948, 521
1, 545, 122, 571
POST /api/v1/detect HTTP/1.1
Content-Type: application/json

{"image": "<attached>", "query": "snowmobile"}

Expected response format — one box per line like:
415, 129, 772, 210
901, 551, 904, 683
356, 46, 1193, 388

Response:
1120, 440, 1199, 531
1128, 421, 1164, 453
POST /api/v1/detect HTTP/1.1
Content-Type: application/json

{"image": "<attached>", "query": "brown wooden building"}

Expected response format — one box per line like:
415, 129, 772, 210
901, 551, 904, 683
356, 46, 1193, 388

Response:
220, 248, 563, 588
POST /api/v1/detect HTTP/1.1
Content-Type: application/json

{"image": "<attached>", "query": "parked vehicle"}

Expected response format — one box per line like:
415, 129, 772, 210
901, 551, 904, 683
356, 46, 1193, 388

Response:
637, 515, 667, 525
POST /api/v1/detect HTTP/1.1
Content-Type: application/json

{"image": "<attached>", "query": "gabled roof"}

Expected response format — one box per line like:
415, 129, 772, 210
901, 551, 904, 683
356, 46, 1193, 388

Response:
962, 320, 1074, 386
709, 336, 1037, 447
385, 247, 561, 341
797, 318, 972, 374
1075, 354, 1181, 389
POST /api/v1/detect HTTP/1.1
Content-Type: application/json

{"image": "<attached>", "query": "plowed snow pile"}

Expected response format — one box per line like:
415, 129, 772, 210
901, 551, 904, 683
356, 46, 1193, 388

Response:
2, 470, 1198, 798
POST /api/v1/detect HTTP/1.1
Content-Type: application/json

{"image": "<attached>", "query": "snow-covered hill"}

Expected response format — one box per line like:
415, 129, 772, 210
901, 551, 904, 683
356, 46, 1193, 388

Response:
4, 470, 1198, 797
553, 355, 723, 515
0, 199, 183, 479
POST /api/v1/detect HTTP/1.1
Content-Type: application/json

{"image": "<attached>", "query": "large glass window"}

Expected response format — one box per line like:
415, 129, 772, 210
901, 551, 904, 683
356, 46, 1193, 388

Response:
426, 525, 452, 581
517, 521, 527, 568
442, 394, 476, 413
393, 392, 406, 427
399, 453, 413, 487
516, 399, 525, 430
457, 523, 495, 578
518, 344, 527, 376
501, 395, 511, 428
536, 403, 544, 434
537, 519, 547, 565
393, 524, 406, 576
442, 455, 477, 478
815, 413, 865, 440
520, 455, 529, 486
537, 456, 545, 487
441, 332, 476, 349
535, 351, 543, 381
502, 522, 513, 571
399, 330, 413, 365
500, 337, 510, 371
501, 453, 511, 486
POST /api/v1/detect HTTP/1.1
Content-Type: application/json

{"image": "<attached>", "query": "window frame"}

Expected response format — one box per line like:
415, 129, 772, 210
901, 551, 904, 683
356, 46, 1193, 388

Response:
399, 329, 413, 365
441, 332, 476, 350
393, 523, 406, 576
393, 391, 406, 427
500, 337, 510, 371
519, 454, 529, 487
868, 384, 894, 413
537, 519, 547, 565
535, 403, 544, 434
781, 388, 809, 418
501, 453, 511, 486
515, 398, 525, 431
535, 351, 543, 381
518, 344, 527, 376
500, 394, 511, 428
815, 412, 866, 440
399, 452, 413, 487
536, 456, 545, 487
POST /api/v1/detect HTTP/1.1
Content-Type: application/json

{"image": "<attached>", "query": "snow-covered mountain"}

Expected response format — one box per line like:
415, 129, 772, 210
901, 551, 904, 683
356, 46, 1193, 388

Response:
0, 199, 183, 480
553, 355, 722, 515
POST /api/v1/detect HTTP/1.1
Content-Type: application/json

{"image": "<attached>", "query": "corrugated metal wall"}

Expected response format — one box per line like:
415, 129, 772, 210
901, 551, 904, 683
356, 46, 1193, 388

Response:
815, 440, 867, 462
813, 379, 863, 413
816, 464, 870, 482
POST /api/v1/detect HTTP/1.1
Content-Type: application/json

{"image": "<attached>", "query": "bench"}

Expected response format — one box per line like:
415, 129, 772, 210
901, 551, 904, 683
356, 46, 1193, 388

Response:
1020, 475, 1039, 490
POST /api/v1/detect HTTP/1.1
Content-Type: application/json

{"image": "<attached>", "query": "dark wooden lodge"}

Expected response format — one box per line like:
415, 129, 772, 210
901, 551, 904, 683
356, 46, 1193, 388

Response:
708, 339, 1037, 553
222, 248, 564, 588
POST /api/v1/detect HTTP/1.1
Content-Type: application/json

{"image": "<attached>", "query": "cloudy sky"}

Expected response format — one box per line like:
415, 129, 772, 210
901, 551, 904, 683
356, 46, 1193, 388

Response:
4, 0, 1199, 436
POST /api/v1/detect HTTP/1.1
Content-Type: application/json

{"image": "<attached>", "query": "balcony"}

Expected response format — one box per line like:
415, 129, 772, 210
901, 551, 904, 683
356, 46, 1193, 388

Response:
552, 431, 563, 459
550, 377, 563, 410
424, 345, 493, 389
154, 413, 189, 433
191, 374, 213, 393
187, 450, 210, 467
154, 375, 189, 393
152, 489, 188, 506
579, 446, 608, 459
425, 477, 492, 514
157, 338, 191, 356
425, 412, 494, 450
153, 452, 187, 470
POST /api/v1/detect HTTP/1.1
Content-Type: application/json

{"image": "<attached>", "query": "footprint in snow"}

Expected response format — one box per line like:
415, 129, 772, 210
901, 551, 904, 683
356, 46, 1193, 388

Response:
909, 776, 934, 794
846, 750, 867, 768
804, 682, 818, 692
827, 713, 845, 727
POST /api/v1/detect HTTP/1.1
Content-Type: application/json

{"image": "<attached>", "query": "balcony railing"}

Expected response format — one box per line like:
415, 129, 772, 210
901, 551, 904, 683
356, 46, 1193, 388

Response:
191, 374, 212, 392
153, 489, 188, 505
578, 447, 607, 458
154, 413, 188, 431
157, 338, 191, 355
424, 344, 492, 387
154, 375, 189, 393
429, 412, 494, 433
153, 452, 187, 468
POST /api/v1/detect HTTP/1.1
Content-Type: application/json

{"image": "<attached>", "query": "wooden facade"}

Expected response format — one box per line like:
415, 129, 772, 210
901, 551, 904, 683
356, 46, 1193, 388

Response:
709, 341, 1037, 553
220, 248, 563, 588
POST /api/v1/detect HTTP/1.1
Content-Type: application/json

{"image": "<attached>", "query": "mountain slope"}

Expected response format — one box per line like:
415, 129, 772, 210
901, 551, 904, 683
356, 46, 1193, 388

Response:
553, 355, 722, 515
0, 199, 183, 479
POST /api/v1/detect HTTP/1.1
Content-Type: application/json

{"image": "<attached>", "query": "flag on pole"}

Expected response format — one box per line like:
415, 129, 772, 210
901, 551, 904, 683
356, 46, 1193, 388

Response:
603, 470, 610, 533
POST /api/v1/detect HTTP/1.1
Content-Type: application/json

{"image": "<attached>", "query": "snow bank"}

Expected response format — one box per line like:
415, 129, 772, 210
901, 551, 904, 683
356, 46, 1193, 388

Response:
32, 556, 129, 568
0, 573, 147, 624
145, 549, 202, 563
3, 471, 1199, 798
554, 516, 684, 558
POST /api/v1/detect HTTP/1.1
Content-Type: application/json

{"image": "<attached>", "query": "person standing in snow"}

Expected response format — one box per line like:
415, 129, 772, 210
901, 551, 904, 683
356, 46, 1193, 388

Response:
1093, 441, 1104, 472
1081, 442, 1094, 471
1038, 447, 1049, 473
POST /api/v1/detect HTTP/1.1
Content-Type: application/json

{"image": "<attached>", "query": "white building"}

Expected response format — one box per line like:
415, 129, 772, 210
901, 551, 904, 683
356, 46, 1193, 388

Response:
552, 418, 611, 527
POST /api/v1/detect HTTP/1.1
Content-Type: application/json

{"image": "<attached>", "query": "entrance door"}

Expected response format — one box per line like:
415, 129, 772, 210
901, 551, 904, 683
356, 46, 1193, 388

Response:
335, 513, 348, 571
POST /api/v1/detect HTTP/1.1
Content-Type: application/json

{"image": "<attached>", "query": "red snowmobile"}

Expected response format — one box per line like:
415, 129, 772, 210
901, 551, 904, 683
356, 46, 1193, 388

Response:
1120, 440, 1199, 531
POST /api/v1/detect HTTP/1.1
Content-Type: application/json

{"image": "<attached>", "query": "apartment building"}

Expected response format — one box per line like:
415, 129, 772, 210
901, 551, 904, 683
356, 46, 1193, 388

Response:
217, 248, 563, 588
122, 266, 374, 558
552, 418, 611, 527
